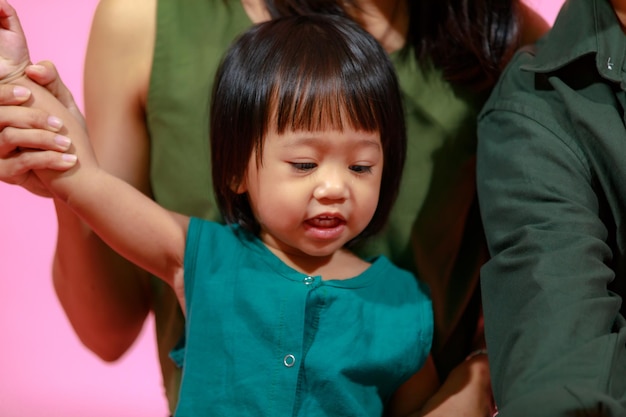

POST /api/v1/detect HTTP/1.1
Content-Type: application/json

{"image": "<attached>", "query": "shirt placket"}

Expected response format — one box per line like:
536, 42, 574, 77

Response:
271, 275, 322, 415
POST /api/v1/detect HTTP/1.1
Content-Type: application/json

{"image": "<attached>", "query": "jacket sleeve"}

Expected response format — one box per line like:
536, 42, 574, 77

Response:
476, 101, 626, 416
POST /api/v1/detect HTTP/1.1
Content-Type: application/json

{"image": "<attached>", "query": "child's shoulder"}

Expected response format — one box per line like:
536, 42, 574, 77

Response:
369, 255, 430, 296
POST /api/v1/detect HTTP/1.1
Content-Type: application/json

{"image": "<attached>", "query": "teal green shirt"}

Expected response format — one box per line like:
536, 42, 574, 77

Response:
477, 0, 626, 414
173, 219, 433, 416
148, 0, 488, 412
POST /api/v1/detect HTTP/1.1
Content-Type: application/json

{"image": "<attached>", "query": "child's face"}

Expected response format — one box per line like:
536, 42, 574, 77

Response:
238, 127, 383, 259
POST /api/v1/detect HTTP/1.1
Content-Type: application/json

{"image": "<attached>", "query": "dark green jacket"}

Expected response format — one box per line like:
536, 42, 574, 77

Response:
477, 0, 626, 415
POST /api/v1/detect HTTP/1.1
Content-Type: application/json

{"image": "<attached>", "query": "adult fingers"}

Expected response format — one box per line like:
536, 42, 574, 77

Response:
0, 104, 63, 131
24, 60, 59, 86
2, 170, 50, 198
25, 61, 85, 128
0, 126, 70, 155
0, 148, 77, 197
0, 83, 31, 105
0, 125, 73, 188
4, 148, 77, 176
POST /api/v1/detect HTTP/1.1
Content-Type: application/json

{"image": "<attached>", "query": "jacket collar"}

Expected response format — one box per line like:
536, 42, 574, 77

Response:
522, 0, 626, 83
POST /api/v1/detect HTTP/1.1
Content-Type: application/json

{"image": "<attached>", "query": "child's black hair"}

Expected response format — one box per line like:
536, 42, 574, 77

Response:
211, 14, 406, 243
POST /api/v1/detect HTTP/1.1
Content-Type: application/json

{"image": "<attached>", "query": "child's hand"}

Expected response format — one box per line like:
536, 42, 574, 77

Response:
0, 0, 30, 83
0, 0, 96, 203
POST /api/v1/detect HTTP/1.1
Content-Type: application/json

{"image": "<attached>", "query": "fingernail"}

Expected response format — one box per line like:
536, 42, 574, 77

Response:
62, 153, 77, 164
29, 64, 45, 73
13, 86, 30, 99
54, 135, 71, 149
48, 116, 63, 130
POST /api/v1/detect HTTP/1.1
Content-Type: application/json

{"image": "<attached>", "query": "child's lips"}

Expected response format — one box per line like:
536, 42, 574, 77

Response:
305, 215, 346, 229
303, 214, 347, 241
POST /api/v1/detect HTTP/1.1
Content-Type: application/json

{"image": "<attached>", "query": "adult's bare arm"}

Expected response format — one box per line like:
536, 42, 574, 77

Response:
51, 0, 157, 361
419, 354, 494, 417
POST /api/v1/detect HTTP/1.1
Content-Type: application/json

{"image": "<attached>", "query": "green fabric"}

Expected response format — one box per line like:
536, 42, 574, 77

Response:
173, 218, 432, 416
477, 0, 626, 415
148, 0, 488, 412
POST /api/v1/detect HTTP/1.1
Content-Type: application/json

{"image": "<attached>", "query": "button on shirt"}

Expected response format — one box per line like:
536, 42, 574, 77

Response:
173, 219, 433, 417
477, 0, 626, 415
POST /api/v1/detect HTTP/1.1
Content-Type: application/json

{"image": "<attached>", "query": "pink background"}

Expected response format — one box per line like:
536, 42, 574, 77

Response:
0, 1, 563, 416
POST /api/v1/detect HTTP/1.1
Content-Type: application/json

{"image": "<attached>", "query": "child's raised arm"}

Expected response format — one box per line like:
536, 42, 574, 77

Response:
0, 0, 29, 83
0, 0, 188, 306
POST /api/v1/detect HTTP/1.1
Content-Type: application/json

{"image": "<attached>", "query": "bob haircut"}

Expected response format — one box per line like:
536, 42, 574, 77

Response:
211, 14, 406, 244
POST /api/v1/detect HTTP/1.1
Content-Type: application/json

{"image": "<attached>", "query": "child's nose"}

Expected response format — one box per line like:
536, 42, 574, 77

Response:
313, 169, 349, 201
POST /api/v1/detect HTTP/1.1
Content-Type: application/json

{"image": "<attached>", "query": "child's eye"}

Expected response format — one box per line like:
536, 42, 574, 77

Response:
350, 165, 373, 174
291, 162, 317, 171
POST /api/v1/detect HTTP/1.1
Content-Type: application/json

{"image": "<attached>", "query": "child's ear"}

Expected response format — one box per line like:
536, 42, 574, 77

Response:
231, 176, 247, 194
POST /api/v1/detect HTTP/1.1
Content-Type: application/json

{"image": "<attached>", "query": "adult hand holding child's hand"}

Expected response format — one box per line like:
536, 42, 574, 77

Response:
0, 0, 82, 196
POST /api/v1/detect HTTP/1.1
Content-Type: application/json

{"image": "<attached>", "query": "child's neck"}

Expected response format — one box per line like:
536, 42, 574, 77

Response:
266, 245, 370, 281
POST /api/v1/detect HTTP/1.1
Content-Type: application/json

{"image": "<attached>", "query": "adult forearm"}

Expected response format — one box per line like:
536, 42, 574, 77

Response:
52, 199, 152, 361
9, 74, 153, 360
419, 354, 493, 417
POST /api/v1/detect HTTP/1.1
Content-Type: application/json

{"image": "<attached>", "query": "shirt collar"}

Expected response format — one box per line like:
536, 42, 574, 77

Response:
521, 0, 626, 83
